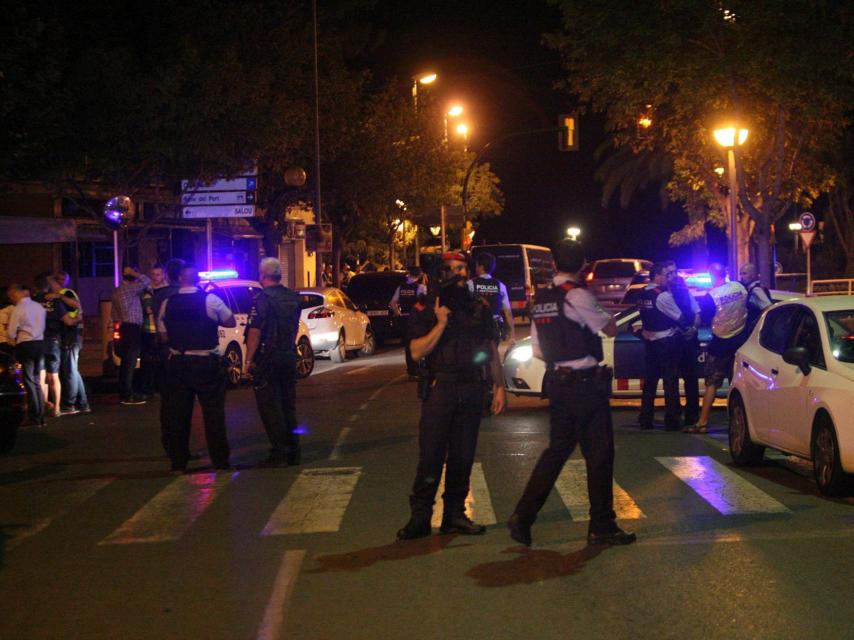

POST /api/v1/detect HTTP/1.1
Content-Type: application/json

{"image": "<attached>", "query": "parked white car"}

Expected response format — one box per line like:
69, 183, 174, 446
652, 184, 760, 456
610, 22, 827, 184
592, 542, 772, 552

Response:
728, 295, 854, 496
298, 287, 376, 362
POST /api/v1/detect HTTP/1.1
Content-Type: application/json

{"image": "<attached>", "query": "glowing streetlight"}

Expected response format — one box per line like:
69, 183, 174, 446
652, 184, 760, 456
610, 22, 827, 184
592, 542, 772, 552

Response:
411, 71, 437, 112
566, 226, 581, 241
714, 166, 725, 176
714, 124, 749, 275
447, 104, 464, 117
455, 123, 469, 136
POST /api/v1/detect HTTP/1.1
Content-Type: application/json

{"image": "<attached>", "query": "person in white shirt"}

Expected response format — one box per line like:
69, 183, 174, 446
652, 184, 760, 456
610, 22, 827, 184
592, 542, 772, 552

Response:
7, 284, 47, 426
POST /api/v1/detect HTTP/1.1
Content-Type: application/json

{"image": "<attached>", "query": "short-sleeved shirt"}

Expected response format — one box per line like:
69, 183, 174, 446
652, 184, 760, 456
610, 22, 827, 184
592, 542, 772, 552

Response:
59, 288, 84, 347
33, 292, 69, 340
7, 296, 46, 344
245, 284, 301, 360
530, 274, 611, 370
408, 285, 495, 374
157, 287, 233, 355
640, 284, 684, 341
391, 278, 428, 306
467, 274, 512, 314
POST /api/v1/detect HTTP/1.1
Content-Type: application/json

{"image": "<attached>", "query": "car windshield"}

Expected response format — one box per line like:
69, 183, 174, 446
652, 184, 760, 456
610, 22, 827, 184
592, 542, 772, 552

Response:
299, 293, 324, 310
824, 310, 854, 363
593, 262, 637, 278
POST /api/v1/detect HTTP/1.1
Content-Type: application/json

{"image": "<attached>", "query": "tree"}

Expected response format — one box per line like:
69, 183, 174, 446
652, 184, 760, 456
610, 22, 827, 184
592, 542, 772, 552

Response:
548, 0, 854, 284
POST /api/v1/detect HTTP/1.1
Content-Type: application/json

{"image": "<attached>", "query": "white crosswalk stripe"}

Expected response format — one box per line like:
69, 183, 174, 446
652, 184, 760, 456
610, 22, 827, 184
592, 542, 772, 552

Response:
554, 459, 646, 521
430, 462, 497, 528
656, 456, 790, 515
100, 472, 237, 545
261, 467, 362, 535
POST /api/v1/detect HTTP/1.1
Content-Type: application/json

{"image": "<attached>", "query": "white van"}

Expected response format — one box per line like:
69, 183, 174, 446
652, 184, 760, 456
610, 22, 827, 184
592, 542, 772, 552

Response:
470, 244, 555, 317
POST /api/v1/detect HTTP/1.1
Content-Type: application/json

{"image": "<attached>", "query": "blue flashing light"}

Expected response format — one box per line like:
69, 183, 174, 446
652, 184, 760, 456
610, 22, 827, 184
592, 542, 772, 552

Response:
685, 273, 713, 288
292, 425, 308, 436
199, 269, 239, 281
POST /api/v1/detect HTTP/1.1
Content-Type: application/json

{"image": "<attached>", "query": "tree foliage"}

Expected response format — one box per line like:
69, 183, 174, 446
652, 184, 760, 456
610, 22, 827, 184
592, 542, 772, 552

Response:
548, 0, 854, 282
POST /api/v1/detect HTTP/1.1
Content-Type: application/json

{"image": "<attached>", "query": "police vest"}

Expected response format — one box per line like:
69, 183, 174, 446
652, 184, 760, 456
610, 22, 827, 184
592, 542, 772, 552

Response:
531, 284, 603, 364
426, 289, 493, 374
397, 283, 419, 315
638, 286, 680, 332
163, 290, 219, 352
709, 281, 748, 339
471, 276, 503, 319
746, 281, 771, 326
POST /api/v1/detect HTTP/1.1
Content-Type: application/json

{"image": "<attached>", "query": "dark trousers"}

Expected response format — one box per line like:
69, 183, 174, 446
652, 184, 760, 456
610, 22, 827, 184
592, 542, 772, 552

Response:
678, 337, 700, 424
60, 342, 89, 410
138, 332, 159, 395
404, 339, 417, 376
409, 380, 484, 519
118, 323, 142, 400
253, 361, 299, 457
162, 354, 229, 469
639, 336, 681, 428
156, 344, 171, 454
514, 372, 617, 534
16, 341, 45, 422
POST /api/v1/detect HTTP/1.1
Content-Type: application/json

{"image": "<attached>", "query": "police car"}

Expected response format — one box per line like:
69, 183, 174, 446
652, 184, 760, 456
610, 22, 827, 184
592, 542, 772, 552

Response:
105, 273, 314, 384
729, 295, 854, 496
298, 287, 375, 363
504, 278, 797, 398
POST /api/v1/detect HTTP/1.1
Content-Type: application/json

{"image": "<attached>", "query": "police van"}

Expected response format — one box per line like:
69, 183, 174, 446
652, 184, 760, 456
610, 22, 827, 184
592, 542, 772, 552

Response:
470, 244, 555, 318
105, 274, 314, 384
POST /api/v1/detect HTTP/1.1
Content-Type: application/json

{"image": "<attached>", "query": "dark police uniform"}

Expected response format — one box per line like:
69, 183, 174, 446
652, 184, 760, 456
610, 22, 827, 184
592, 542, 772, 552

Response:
744, 280, 772, 330
246, 283, 302, 465
637, 284, 683, 430
469, 275, 510, 340
401, 283, 495, 535
391, 278, 426, 376
510, 277, 633, 545
160, 288, 233, 471
670, 277, 701, 426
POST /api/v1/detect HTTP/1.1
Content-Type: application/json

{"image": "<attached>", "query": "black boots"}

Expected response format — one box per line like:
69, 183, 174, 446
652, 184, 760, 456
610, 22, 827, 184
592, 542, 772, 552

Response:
396, 517, 432, 541
587, 527, 637, 546
439, 512, 486, 535
507, 513, 532, 546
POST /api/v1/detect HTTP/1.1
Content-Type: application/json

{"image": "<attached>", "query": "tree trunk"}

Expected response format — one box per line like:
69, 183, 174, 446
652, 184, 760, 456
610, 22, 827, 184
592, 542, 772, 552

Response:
738, 212, 752, 269
755, 217, 773, 287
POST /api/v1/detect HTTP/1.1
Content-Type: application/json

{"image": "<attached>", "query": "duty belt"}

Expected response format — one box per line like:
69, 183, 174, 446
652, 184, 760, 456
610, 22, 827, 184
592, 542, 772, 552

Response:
552, 365, 612, 383
432, 370, 484, 383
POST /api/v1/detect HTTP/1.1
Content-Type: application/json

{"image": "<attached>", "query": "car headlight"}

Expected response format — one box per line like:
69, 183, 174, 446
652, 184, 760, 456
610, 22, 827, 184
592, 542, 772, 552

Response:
509, 345, 533, 362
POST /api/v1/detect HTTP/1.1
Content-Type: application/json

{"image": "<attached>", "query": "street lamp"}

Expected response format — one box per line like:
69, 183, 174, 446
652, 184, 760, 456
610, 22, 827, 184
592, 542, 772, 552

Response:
566, 226, 581, 241
455, 122, 470, 151
411, 72, 437, 112
713, 125, 749, 276
789, 221, 802, 253
444, 104, 465, 144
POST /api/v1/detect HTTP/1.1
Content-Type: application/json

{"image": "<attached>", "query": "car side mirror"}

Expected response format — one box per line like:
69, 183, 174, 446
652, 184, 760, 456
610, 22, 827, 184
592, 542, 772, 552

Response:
782, 346, 811, 376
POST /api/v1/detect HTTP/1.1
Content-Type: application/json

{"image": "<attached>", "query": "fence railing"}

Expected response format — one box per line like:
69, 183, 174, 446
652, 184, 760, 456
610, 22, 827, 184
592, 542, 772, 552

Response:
809, 279, 854, 296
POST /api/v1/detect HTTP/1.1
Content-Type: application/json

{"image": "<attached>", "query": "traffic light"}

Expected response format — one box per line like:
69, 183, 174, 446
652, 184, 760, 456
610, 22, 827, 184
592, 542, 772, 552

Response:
558, 114, 578, 151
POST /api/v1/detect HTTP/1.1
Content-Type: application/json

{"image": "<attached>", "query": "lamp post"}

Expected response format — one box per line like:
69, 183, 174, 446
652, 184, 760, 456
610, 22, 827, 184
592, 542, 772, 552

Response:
713, 126, 748, 277
566, 226, 581, 242
443, 104, 464, 144
411, 72, 437, 113
789, 221, 802, 253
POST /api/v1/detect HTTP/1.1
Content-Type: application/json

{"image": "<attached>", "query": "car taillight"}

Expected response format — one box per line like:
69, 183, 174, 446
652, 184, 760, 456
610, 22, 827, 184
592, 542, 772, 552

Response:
113, 322, 121, 341
586, 272, 594, 282
308, 307, 334, 319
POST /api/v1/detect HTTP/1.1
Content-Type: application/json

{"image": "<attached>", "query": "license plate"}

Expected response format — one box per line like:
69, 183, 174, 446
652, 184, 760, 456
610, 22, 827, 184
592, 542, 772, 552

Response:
367, 310, 389, 316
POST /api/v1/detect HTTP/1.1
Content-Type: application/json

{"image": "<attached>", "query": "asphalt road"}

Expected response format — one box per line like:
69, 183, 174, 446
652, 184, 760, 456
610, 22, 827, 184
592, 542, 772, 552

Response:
1, 346, 853, 640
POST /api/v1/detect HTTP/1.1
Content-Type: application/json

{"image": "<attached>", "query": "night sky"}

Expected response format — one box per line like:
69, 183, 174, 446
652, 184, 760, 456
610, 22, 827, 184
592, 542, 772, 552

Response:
368, 0, 722, 267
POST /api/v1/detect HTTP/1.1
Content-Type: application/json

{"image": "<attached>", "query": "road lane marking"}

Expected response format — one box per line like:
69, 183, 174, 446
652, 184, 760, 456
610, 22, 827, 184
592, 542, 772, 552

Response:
261, 467, 362, 535
256, 549, 305, 640
656, 456, 790, 515
359, 403, 369, 411
367, 373, 407, 402
348, 414, 359, 422
345, 366, 373, 376
7, 478, 114, 550
430, 462, 497, 528
99, 472, 236, 545
328, 427, 352, 461
555, 460, 646, 521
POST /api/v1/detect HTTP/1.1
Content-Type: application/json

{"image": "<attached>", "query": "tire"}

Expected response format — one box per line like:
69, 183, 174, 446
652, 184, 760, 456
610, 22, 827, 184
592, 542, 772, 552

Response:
224, 343, 244, 386
359, 326, 376, 357
812, 418, 847, 497
728, 394, 764, 465
296, 337, 315, 379
330, 332, 346, 363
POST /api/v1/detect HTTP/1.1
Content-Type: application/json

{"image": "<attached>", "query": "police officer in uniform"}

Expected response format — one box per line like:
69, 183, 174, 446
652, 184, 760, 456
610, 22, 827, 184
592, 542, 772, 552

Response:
637, 263, 685, 431
158, 265, 236, 472
245, 258, 303, 466
390, 266, 427, 377
468, 252, 515, 343
692, 263, 748, 433
667, 265, 702, 429
739, 262, 772, 332
508, 239, 635, 547
396, 252, 507, 540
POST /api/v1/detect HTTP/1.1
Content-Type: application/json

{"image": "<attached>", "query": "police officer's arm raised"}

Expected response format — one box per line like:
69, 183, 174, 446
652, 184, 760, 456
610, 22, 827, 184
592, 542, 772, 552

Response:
409, 298, 450, 361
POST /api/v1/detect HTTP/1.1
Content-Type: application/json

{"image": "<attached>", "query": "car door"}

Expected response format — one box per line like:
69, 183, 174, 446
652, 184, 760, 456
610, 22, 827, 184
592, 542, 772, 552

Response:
340, 292, 367, 344
207, 286, 242, 353
612, 311, 645, 380
768, 308, 826, 455
326, 290, 354, 346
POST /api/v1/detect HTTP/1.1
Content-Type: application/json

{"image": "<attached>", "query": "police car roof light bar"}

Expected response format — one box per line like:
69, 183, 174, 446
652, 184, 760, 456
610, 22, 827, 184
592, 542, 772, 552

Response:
199, 269, 239, 281
685, 272, 713, 288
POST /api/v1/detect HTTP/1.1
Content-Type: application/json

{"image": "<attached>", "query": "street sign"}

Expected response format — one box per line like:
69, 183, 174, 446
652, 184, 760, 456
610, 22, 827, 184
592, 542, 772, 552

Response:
799, 211, 816, 231
182, 205, 256, 219
799, 230, 816, 249
180, 191, 256, 206
180, 176, 257, 192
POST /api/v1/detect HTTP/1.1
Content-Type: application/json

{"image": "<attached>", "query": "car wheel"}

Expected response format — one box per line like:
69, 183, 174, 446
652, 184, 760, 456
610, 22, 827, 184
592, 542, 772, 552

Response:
330, 331, 346, 363
224, 344, 244, 386
296, 336, 315, 379
359, 326, 376, 357
728, 395, 764, 465
812, 418, 847, 497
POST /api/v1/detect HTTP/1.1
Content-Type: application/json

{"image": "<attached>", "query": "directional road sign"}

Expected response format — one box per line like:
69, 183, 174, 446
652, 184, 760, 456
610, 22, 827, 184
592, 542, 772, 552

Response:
182, 205, 256, 219
181, 191, 256, 206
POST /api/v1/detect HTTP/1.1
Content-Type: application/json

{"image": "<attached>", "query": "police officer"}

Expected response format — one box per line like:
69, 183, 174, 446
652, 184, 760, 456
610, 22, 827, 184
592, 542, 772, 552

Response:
692, 263, 748, 433
390, 265, 427, 377
244, 258, 303, 466
739, 262, 772, 331
158, 265, 236, 472
508, 239, 635, 547
637, 262, 684, 431
396, 251, 507, 540
667, 265, 702, 430
468, 252, 515, 343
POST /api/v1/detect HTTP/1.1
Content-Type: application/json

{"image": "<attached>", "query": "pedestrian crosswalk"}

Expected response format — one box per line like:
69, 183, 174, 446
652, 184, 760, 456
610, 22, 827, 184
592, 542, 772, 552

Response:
4, 455, 806, 550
